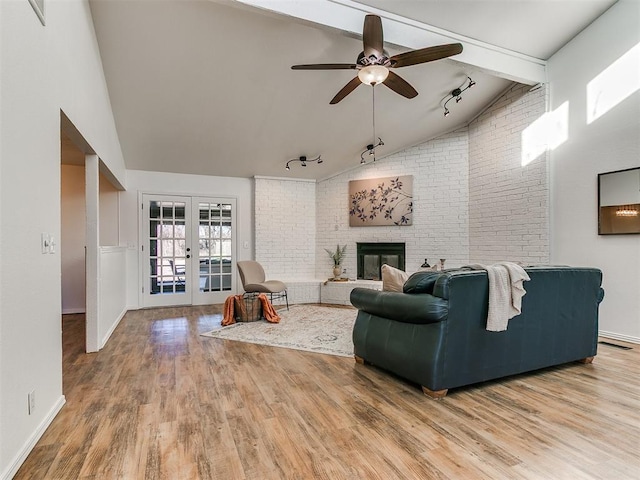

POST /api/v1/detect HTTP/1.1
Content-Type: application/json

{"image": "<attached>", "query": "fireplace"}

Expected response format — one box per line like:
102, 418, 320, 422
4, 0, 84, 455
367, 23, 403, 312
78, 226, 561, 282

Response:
357, 242, 406, 280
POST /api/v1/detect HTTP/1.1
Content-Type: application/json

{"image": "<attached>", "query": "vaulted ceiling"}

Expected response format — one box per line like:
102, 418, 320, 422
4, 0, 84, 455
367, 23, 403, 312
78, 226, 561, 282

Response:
87, 0, 616, 180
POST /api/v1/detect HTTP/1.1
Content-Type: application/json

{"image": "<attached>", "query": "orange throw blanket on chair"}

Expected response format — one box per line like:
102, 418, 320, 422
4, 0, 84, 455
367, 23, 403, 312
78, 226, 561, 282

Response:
221, 293, 280, 326
221, 294, 242, 326
257, 293, 281, 323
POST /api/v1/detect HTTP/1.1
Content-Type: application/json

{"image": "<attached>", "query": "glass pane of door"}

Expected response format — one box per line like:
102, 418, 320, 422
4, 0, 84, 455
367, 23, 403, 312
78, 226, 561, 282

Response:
192, 198, 236, 305
143, 195, 192, 307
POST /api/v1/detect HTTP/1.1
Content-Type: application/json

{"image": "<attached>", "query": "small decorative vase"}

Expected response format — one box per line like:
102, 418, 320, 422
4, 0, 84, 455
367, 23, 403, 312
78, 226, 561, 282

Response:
333, 266, 342, 279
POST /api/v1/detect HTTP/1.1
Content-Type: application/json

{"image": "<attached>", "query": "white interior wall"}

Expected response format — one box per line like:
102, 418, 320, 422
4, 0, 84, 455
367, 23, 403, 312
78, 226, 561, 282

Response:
548, 0, 640, 342
100, 172, 119, 246
61, 165, 87, 314
119, 170, 254, 309
0, 0, 126, 476
98, 246, 127, 349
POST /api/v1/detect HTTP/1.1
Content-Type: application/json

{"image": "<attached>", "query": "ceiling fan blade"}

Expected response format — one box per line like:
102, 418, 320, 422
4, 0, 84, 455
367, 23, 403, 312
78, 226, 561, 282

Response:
291, 64, 357, 70
383, 71, 418, 99
389, 43, 463, 68
363, 14, 384, 58
330, 77, 362, 104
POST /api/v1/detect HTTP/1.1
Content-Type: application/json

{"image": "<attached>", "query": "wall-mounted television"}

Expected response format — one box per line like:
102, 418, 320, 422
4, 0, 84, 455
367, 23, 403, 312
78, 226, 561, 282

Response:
598, 167, 640, 235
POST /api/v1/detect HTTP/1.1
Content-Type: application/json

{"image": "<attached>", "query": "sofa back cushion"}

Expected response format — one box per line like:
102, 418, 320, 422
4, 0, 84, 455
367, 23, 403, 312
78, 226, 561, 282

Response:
403, 271, 441, 294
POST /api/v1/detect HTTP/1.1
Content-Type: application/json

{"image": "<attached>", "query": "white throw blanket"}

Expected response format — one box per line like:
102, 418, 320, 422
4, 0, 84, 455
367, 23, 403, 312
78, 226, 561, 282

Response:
466, 262, 531, 332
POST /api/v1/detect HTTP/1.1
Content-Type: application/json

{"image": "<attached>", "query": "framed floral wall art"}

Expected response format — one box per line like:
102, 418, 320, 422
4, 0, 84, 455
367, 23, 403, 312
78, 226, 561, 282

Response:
349, 175, 413, 226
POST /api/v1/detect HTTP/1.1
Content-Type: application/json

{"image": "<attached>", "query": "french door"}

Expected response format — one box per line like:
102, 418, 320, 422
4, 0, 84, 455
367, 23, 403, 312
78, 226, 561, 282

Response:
142, 194, 236, 307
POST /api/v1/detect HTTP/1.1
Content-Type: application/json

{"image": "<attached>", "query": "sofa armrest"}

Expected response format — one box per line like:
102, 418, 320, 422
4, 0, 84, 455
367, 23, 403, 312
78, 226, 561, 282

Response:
350, 288, 448, 324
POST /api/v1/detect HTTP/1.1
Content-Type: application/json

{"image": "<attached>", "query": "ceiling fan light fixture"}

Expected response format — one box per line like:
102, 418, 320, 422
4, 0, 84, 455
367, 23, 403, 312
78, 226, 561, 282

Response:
358, 65, 389, 86
292, 15, 463, 104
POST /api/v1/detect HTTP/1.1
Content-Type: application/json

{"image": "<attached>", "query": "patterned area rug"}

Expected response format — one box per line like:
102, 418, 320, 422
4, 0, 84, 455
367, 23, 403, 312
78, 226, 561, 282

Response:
201, 304, 357, 357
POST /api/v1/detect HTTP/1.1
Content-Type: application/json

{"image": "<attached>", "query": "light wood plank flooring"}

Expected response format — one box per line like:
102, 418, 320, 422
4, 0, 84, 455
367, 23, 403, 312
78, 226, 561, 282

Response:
15, 306, 640, 479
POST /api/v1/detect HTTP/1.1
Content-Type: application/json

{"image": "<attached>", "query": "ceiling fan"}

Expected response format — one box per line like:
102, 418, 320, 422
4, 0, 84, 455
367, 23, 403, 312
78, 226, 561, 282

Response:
292, 14, 463, 104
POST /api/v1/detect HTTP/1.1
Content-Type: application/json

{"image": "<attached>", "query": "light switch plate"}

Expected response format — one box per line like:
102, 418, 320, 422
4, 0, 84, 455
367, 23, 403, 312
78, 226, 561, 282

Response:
41, 233, 49, 254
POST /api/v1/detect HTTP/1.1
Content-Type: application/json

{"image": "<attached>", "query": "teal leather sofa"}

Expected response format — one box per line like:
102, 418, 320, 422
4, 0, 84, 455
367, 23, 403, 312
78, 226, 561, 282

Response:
350, 266, 604, 398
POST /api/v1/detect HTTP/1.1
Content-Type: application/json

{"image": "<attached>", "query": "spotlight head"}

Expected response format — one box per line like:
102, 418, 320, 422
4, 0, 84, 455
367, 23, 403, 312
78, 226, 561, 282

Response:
444, 109, 450, 117
360, 157, 366, 164
456, 96, 462, 103
317, 158, 323, 164
468, 78, 475, 88
285, 165, 290, 171
301, 162, 306, 167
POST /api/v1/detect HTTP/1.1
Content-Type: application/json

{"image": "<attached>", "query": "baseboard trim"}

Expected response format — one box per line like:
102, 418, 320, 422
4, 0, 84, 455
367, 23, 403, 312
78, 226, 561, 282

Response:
599, 330, 640, 345
1, 395, 66, 480
62, 308, 86, 315
100, 307, 127, 349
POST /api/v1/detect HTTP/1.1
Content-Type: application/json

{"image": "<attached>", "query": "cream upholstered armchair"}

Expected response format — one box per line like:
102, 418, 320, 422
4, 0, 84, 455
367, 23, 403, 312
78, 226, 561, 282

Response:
237, 261, 288, 310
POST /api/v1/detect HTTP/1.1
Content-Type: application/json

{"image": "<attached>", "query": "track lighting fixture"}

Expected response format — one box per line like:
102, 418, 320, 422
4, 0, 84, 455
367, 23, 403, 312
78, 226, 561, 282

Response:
360, 138, 384, 164
442, 76, 475, 117
285, 155, 323, 171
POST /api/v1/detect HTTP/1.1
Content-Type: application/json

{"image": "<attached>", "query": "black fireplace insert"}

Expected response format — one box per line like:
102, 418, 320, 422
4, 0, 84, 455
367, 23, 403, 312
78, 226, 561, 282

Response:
357, 242, 406, 280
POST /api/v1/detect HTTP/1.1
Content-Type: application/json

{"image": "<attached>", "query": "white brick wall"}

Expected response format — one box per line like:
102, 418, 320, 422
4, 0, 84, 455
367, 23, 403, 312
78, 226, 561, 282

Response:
320, 280, 382, 305
254, 177, 317, 280
255, 83, 551, 288
316, 129, 470, 278
468, 83, 550, 265
271, 281, 321, 306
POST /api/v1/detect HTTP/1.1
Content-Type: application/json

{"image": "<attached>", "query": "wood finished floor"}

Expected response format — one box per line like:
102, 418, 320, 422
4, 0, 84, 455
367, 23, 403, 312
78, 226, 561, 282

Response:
15, 306, 640, 480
